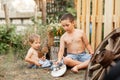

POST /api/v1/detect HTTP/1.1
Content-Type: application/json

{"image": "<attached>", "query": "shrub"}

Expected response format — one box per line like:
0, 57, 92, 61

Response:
0, 25, 28, 59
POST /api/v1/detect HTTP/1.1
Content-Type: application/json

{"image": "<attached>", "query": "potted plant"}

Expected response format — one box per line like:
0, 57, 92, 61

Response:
47, 23, 65, 47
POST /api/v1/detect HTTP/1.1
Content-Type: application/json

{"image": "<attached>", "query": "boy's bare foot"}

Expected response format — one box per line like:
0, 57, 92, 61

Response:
71, 66, 79, 73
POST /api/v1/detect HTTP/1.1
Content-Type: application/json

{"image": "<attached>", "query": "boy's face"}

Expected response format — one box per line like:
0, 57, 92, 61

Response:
31, 38, 40, 50
61, 19, 74, 32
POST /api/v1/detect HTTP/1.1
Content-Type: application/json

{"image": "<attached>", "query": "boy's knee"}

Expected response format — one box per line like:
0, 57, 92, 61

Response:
63, 57, 71, 64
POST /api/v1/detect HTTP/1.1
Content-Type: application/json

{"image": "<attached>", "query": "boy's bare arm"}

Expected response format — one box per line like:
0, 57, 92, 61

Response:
86, 44, 94, 54
57, 36, 65, 62
82, 32, 94, 54
25, 50, 40, 66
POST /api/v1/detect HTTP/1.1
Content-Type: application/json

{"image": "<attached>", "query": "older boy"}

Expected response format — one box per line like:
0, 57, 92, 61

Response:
57, 13, 94, 73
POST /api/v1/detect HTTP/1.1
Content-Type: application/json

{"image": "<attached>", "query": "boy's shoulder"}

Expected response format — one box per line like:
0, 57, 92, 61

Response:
28, 47, 33, 51
75, 29, 84, 33
27, 47, 36, 54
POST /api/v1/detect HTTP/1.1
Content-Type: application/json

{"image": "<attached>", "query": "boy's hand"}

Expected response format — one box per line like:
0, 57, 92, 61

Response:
55, 60, 61, 65
34, 61, 41, 66
90, 52, 94, 56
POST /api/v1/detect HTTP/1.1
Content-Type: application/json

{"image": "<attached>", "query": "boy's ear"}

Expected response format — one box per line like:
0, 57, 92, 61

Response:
72, 21, 75, 26
29, 42, 32, 46
74, 20, 76, 27
74, 20, 76, 24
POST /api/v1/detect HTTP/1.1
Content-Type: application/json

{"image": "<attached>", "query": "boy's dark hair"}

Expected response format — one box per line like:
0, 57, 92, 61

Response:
60, 13, 74, 22
29, 33, 40, 44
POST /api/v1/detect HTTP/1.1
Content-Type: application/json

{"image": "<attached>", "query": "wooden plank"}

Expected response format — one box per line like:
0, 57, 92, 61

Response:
3, 4, 10, 27
96, 0, 103, 47
85, 0, 91, 42
36, 0, 41, 11
0, 12, 35, 19
34, 4, 38, 33
81, 0, 86, 32
42, 0, 46, 24
76, 0, 81, 29
104, 0, 113, 37
115, 0, 120, 28
81, 15, 107, 24
74, 0, 77, 10
91, 0, 97, 50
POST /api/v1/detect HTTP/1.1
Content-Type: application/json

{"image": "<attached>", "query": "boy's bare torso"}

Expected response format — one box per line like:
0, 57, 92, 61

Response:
63, 29, 86, 54
29, 48, 39, 62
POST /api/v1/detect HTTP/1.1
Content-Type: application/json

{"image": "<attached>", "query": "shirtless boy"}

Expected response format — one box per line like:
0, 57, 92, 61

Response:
25, 33, 51, 68
57, 13, 94, 73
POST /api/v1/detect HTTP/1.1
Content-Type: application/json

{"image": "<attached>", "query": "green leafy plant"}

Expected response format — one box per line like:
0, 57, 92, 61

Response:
0, 25, 15, 54
0, 25, 28, 59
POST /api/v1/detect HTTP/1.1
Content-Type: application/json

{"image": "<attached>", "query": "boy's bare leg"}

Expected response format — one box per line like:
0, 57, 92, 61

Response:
71, 60, 90, 73
63, 57, 82, 67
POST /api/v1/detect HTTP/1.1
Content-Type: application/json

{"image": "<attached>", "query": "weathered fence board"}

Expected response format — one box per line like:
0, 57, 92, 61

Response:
96, 0, 103, 47
115, 0, 120, 28
104, 0, 113, 37
91, 0, 97, 50
76, 0, 120, 50
86, 0, 91, 42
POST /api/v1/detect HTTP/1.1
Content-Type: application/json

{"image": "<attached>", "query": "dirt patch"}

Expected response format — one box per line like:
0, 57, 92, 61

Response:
0, 55, 86, 80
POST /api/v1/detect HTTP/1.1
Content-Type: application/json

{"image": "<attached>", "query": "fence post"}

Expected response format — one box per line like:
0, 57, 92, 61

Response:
76, 0, 81, 29
85, 0, 91, 42
96, 0, 103, 47
42, 0, 46, 24
91, 0, 97, 50
34, 5, 38, 33
81, 0, 86, 32
3, 4, 10, 28
115, 0, 120, 28
104, 0, 113, 37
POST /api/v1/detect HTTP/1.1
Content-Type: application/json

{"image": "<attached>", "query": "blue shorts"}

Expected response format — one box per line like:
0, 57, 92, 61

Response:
39, 59, 52, 68
66, 52, 91, 62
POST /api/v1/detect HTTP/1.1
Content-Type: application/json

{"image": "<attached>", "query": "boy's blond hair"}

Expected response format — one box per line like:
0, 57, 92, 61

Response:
29, 33, 40, 44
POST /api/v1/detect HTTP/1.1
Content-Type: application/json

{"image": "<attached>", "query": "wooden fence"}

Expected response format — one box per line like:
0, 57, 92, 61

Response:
75, 0, 120, 50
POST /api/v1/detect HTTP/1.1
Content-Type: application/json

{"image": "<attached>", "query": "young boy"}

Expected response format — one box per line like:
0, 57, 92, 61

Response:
56, 13, 94, 73
25, 33, 51, 68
